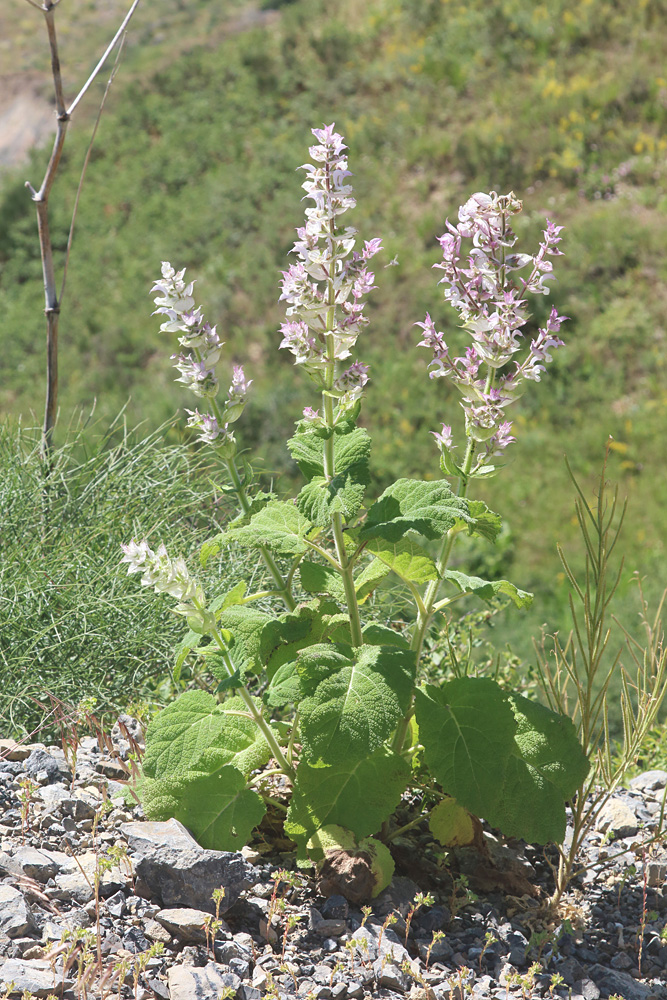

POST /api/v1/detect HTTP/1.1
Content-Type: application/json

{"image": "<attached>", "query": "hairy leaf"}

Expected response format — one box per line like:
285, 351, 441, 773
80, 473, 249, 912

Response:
221, 501, 315, 555
264, 660, 301, 708
416, 678, 590, 844
288, 427, 371, 482
297, 643, 416, 765
142, 690, 272, 780
216, 605, 281, 675
299, 561, 346, 603
429, 797, 475, 847
443, 569, 533, 609
365, 537, 439, 584
455, 499, 502, 543
360, 479, 470, 542
263, 601, 338, 678
142, 764, 265, 851
285, 748, 410, 852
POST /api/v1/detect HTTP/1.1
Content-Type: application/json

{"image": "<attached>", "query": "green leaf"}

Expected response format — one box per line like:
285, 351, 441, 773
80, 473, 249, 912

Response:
365, 537, 439, 585
415, 679, 516, 820
300, 561, 346, 603
495, 693, 590, 843
297, 643, 416, 765
209, 581, 247, 615
294, 427, 371, 527
215, 605, 280, 675
429, 797, 475, 847
353, 558, 391, 601
143, 691, 229, 779
173, 628, 205, 682
200, 534, 223, 569
263, 601, 338, 679
416, 679, 590, 844
285, 748, 410, 852
265, 660, 301, 708
455, 499, 502, 543
288, 427, 371, 483
222, 501, 315, 555
142, 764, 265, 851
443, 569, 533, 609
143, 690, 273, 780
360, 479, 470, 543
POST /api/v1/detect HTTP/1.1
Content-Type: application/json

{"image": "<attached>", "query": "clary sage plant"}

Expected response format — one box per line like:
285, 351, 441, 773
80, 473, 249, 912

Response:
122, 125, 589, 894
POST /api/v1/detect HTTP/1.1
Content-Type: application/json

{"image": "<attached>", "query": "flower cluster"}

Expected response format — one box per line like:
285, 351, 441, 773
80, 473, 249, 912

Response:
121, 539, 205, 612
152, 262, 251, 453
279, 124, 381, 407
417, 192, 566, 473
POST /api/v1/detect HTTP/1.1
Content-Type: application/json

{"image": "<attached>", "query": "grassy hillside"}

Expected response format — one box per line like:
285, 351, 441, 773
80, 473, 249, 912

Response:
1, 0, 666, 670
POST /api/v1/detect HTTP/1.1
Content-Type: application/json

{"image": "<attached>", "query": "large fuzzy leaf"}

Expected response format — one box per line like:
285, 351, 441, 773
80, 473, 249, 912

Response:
142, 690, 272, 780
365, 537, 439, 585
294, 427, 371, 527
285, 748, 410, 853
288, 426, 371, 480
297, 643, 416, 765
221, 501, 315, 555
142, 764, 265, 851
416, 678, 590, 844
454, 500, 502, 543
443, 569, 533, 609
360, 479, 470, 543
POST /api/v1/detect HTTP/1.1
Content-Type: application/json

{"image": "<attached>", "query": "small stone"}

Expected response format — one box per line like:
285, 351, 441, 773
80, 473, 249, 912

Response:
121, 818, 201, 853
168, 961, 238, 1000
24, 749, 68, 785
331, 983, 348, 1000
372, 876, 421, 917
375, 961, 409, 993
588, 965, 657, 1000
0, 740, 32, 762
0, 884, 32, 938
0, 958, 73, 997
596, 798, 640, 839
309, 907, 347, 937
144, 917, 173, 944
321, 894, 349, 920
610, 952, 634, 970
36, 784, 72, 814
629, 770, 667, 792
571, 979, 601, 1000
156, 906, 228, 943
346, 984, 364, 1000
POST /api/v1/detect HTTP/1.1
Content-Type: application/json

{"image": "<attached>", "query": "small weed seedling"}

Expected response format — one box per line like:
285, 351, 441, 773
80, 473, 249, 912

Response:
478, 930, 498, 971
18, 777, 38, 843
405, 891, 435, 945
426, 930, 446, 970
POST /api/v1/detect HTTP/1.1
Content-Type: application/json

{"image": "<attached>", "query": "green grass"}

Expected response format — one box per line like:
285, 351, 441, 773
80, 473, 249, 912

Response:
0, 412, 258, 739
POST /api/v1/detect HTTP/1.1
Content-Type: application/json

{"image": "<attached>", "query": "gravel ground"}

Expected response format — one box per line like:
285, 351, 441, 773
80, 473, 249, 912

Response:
0, 721, 665, 1000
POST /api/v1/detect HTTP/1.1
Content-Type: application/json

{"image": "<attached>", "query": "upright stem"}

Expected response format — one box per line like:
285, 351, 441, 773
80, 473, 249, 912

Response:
209, 394, 295, 610
224, 453, 296, 611
210, 625, 295, 780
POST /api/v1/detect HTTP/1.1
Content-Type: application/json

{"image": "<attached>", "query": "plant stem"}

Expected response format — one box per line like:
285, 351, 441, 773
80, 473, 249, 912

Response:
209, 625, 295, 780
223, 452, 296, 611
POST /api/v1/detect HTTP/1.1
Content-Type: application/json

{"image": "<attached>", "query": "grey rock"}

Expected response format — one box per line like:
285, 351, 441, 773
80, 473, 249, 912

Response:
112, 714, 145, 748
646, 853, 667, 889
571, 979, 601, 1000
146, 979, 171, 1000
312, 986, 333, 1000
144, 916, 173, 944
629, 770, 667, 792
24, 750, 68, 785
121, 818, 202, 853
372, 876, 421, 917
309, 907, 347, 937
556, 957, 586, 986
240, 988, 262, 1000
610, 951, 634, 970
132, 843, 255, 914
588, 965, 666, 1000
346, 984, 364, 1000
321, 894, 349, 920
0, 885, 32, 938
123, 925, 151, 953
2, 847, 70, 882
351, 923, 410, 966
0, 740, 33, 763
596, 798, 640, 839
168, 961, 239, 1000
156, 906, 229, 943
36, 784, 71, 814
375, 960, 409, 992
0, 958, 74, 997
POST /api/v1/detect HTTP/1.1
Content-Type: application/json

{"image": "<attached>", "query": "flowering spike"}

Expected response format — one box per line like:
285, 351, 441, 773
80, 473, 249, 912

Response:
419, 192, 566, 471
280, 124, 381, 406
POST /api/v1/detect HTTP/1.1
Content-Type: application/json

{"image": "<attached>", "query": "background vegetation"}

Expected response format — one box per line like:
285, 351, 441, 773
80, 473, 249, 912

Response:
1, 0, 666, 736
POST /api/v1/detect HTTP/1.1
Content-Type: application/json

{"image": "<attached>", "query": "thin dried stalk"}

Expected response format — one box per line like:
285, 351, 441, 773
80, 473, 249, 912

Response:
23, 0, 141, 465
